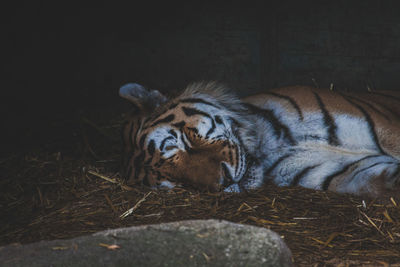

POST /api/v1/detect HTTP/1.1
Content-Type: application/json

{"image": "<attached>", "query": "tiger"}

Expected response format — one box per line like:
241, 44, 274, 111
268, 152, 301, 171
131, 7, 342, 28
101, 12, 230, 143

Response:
119, 81, 400, 197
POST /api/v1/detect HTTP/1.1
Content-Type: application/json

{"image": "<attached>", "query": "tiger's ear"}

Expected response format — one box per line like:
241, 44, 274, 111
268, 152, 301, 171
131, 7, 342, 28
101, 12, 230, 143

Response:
119, 83, 168, 111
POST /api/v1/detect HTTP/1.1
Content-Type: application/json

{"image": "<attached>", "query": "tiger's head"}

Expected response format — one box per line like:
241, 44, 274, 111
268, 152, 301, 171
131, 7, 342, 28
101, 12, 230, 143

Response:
119, 82, 248, 192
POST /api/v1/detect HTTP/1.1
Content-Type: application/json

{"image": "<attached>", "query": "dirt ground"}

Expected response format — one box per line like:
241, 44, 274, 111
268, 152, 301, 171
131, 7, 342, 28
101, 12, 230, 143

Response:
1, 110, 400, 267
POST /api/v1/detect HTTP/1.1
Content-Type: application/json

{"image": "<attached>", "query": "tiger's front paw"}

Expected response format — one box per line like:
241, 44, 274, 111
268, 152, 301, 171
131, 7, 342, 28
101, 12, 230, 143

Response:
223, 183, 242, 193
241, 164, 265, 190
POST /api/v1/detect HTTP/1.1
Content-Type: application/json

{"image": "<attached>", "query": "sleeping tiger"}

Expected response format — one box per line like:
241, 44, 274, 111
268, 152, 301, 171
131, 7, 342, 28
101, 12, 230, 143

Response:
119, 82, 400, 197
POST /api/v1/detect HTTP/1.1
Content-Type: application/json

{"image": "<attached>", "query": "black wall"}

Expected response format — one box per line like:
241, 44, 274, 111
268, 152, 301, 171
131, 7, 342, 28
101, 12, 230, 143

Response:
3, 1, 400, 152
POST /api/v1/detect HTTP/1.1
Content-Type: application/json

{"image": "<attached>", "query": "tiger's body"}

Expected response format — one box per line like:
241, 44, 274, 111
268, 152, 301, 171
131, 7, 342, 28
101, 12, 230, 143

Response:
120, 82, 400, 197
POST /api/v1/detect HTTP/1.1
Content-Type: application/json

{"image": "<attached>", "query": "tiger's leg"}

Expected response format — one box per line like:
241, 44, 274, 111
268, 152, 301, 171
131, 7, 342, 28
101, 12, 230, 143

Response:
329, 155, 400, 196
239, 149, 400, 196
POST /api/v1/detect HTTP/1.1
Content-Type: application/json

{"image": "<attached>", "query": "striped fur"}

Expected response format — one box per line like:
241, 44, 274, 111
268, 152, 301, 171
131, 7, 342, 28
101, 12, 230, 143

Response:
120, 82, 400, 196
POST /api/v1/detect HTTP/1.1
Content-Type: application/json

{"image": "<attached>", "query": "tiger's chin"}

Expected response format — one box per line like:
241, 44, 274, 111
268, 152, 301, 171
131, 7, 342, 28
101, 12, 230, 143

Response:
157, 180, 177, 189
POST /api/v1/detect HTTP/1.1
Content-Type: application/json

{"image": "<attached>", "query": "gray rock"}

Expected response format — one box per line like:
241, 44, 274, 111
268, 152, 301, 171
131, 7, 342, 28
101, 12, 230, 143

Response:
0, 219, 292, 267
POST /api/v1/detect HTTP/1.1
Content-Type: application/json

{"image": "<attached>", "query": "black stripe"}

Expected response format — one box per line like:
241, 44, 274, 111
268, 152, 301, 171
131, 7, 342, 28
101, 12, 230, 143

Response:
364, 97, 400, 119
341, 96, 386, 154
205, 118, 216, 137
180, 98, 219, 108
139, 133, 147, 149
133, 152, 145, 180
182, 106, 211, 118
150, 114, 175, 127
160, 136, 174, 151
215, 115, 223, 124
157, 157, 165, 166
290, 165, 319, 186
143, 102, 178, 126
168, 102, 179, 110
229, 116, 241, 128
370, 92, 400, 103
187, 127, 198, 134
228, 144, 233, 163
133, 119, 141, 148
344, 95, 391, 121
304, 135, 323, 141
322, 154, 382, 190
389, 165, 400, 185
244, 103, 296, 145
322, 165, 355, 191
350, 161, 395, 181
169, 129, 178, 138
147, 139, 155, 156
265, 92, 304, 120
313, 92, 340, 146
173, 121, 186, 129
181, 134, 191, 152
143, 116, 153, 124
229, 116, 245, 139
264, 154, 292, 177
234, 145, 240, 175
124, 150, 135, 170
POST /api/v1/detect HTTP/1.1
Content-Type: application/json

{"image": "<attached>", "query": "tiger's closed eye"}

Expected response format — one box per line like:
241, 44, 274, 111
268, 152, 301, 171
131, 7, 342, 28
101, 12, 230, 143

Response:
165, 145, 178, 151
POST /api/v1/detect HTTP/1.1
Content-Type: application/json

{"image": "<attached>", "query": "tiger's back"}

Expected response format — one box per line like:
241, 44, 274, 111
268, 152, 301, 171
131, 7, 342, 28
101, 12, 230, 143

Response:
244, 86, 400, 157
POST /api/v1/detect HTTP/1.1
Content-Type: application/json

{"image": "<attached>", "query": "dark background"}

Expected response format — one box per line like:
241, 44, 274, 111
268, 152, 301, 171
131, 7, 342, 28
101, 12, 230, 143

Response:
3, 1, 400, 154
